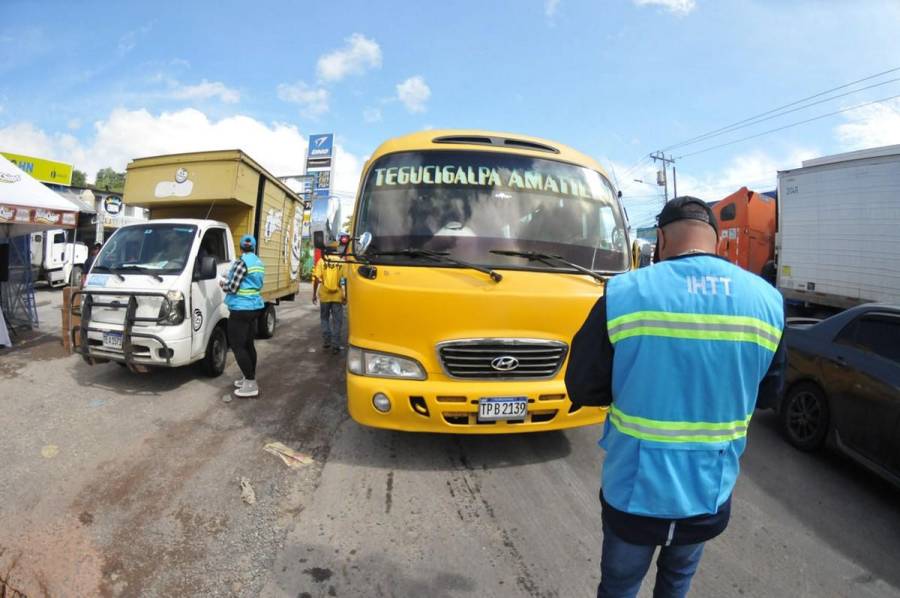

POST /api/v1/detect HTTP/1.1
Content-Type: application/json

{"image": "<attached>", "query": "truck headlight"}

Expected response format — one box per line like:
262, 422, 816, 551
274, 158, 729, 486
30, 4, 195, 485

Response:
347, 346, 426, 380
157, 290, 186, 325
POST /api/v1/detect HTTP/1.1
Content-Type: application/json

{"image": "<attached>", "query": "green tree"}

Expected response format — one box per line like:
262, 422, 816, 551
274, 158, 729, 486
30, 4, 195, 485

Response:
71, 169, 87, 187
94, 167, 126, 192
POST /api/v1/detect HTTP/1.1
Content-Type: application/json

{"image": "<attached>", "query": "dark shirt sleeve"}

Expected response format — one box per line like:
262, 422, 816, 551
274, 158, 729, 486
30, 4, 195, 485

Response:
756, 331, 786, 410
564, 296, 615, 408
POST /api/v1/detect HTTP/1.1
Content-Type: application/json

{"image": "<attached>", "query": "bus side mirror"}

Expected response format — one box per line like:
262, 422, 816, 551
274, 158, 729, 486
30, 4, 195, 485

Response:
196, 256, 217, 280
356, 231, 372, 255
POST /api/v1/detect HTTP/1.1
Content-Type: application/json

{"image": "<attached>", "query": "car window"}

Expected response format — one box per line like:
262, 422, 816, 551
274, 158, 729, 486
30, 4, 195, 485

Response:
840, 314, 900, 365
719, 203, 736, 221
199, 228, 228, 263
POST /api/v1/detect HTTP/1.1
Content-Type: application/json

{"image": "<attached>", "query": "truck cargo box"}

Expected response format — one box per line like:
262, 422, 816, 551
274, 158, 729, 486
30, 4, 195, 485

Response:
776, 144, 900, 308
123, 150, 303, 302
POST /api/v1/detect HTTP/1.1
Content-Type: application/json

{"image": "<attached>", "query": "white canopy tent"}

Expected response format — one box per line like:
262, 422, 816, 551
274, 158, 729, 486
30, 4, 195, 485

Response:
0, 154, 83, 346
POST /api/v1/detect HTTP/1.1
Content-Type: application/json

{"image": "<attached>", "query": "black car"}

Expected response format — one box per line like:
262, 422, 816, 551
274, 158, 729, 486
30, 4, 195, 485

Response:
776, 304, 900, 486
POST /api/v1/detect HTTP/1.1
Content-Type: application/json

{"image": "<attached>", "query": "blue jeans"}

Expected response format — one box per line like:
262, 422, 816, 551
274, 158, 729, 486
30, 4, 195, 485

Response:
598, 522, 705, 598
320, 301, 343, 346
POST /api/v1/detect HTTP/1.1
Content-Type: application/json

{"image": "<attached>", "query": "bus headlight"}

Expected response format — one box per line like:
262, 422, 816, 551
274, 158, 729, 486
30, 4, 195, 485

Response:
347, 346, 426, 380
157, 290, 186, 325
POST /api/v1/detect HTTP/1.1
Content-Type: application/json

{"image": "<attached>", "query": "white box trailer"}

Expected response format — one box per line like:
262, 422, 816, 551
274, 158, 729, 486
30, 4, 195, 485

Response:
776, 144, 900, 309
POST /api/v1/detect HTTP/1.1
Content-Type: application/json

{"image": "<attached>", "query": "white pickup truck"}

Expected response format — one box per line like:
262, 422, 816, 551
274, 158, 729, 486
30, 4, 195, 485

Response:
73, 149, 304, 375
31, 228, 88, 287
77, 219, 236, 374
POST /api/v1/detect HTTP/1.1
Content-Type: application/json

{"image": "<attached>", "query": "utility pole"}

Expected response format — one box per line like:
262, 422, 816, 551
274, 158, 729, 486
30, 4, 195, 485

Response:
651, 151, 677, 204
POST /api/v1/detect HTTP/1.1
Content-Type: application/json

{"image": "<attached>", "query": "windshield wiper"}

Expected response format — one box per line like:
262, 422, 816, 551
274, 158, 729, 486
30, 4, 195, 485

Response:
116, 265, 165, 283
489, 249, 606, 283
372, 248, 502, 283
90, 265, 125, 281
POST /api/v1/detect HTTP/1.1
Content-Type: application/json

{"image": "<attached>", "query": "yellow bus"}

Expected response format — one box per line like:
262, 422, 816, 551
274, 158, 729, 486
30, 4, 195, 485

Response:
337, 130, 630, 433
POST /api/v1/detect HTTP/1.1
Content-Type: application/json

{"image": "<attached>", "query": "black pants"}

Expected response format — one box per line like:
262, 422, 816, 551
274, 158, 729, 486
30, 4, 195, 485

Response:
228, 309, 261, 380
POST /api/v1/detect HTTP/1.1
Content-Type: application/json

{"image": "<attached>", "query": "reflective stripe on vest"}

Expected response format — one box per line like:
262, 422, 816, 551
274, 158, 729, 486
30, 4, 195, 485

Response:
246, 267, 264, 274
236, 288, 260, 296
608, 310, 781, 353
608, 404, 752, 443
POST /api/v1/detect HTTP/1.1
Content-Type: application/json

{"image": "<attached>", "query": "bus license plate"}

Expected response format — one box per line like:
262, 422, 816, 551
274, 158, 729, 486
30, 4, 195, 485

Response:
103, 331, 123, 350
478, 397, 527, 422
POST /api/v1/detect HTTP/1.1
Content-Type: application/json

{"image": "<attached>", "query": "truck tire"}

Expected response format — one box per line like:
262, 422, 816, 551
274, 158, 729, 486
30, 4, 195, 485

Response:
70, 266, 83, 287
200, 324, 228, 377
257, 303, 276, 339
761, 260, 776, 285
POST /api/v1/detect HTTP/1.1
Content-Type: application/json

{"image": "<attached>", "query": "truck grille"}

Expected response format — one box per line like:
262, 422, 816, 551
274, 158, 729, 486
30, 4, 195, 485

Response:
438, 339, 568, 379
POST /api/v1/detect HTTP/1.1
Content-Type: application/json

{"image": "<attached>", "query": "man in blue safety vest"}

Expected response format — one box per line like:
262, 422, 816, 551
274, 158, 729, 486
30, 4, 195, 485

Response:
220, 234, 265, 398
565, 196, 786, 598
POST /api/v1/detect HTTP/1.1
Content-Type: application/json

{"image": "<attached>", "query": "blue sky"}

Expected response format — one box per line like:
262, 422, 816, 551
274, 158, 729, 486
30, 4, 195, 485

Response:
2, 0, 899, 226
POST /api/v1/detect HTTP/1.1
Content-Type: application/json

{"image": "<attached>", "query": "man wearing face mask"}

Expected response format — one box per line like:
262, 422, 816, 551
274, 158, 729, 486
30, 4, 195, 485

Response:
565, 196, 786, 598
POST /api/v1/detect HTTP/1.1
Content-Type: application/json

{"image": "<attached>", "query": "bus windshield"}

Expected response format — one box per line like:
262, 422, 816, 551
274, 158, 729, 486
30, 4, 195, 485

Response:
95, 223, 197, 275
355, 150, 629, 273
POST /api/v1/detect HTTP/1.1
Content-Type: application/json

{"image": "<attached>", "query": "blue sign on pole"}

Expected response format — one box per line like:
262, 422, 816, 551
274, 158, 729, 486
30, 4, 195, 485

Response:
307, 134, 334, 160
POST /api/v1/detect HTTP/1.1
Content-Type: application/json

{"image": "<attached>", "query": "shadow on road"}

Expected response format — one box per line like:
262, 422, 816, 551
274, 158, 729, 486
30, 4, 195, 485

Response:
334, 425, 573, 473
742, 411, 900, 589
70, 358, 207, 395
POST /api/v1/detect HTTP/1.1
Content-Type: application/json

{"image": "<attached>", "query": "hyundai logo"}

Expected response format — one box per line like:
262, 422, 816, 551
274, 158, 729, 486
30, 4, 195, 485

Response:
490, 356, 519, 371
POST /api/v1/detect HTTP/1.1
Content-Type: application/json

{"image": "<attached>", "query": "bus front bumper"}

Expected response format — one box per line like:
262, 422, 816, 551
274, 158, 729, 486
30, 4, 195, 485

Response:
347, 373, 606, 434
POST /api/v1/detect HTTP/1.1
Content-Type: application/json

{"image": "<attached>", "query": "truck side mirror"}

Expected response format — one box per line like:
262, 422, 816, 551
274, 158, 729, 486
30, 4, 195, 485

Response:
196, 256, 217, 280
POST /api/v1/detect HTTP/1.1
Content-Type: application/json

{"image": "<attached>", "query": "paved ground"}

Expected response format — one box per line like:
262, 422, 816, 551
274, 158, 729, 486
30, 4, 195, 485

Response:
1, 287, 899, 597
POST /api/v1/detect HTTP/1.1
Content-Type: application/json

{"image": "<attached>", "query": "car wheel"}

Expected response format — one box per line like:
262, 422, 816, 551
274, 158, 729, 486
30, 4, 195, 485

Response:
780, 382, 829, 451
201, 325, 228, 377
257, 304, 276, 339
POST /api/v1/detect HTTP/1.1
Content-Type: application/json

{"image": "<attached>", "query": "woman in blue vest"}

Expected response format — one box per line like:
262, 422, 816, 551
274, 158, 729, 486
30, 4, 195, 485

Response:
566, 197, 786, 598
220, 234, 265, 398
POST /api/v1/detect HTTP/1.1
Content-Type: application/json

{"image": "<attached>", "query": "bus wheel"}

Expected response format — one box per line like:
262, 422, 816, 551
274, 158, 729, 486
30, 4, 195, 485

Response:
257, 304, 276, 339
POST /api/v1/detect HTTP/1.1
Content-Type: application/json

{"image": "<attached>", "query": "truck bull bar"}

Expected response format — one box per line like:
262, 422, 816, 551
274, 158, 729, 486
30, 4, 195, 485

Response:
70, 289, 175, 371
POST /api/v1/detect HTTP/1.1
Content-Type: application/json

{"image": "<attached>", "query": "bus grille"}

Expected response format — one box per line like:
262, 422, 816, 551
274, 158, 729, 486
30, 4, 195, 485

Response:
438, 339, 567, 379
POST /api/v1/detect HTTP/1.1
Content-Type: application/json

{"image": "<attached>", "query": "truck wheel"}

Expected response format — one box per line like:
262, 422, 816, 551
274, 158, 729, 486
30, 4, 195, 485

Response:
201, 325, 228, 377
780, 382, 829, 451
257, 304, 276, 339
70, 266, 83, 287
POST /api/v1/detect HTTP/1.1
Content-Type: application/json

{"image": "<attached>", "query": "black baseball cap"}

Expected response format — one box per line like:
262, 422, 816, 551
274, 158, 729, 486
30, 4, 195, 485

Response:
657, 196, 719, 235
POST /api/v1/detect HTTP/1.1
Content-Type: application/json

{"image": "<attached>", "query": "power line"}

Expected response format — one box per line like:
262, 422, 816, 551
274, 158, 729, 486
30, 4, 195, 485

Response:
661, 65, 900, 152
663, 76, 900, 152
676, 91, 900, 160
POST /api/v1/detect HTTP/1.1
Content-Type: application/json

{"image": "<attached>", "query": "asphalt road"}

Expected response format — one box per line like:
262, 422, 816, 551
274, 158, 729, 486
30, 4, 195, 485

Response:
1, 288, 898, 597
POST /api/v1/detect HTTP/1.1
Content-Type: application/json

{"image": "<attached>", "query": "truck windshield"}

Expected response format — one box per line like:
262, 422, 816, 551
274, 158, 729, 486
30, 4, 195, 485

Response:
355, 150, 629, 273
94, 224, 197, 275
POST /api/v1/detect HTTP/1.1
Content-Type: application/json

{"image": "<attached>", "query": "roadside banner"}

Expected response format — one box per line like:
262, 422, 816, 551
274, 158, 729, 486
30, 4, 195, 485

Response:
1, 152, 74, 186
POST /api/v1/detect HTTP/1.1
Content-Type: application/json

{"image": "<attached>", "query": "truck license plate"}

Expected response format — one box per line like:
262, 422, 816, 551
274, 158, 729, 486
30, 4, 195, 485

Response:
478, 397, 527, 422
103, 331, 123, 350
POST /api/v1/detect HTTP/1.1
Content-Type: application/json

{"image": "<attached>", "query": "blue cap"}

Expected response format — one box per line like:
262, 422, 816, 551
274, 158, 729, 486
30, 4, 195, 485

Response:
240, 234, 256, 251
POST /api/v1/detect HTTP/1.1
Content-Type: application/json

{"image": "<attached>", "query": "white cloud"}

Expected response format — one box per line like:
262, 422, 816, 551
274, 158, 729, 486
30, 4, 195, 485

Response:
396, 76, 431, 113
545, 0, 561, 18
363, 107, 382, 123
614, 148, 816, 227
834, 98, 900, 150
0, 109, 364, 191
277, 81, 330, 118
633, 0, 696, 16
316, 33, 382, 83
168, 79, 240, 103
67, 118, 82, 130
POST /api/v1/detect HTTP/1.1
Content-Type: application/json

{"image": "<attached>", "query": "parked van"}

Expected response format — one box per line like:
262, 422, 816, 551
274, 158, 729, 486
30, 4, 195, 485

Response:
318, 130, 631, 433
